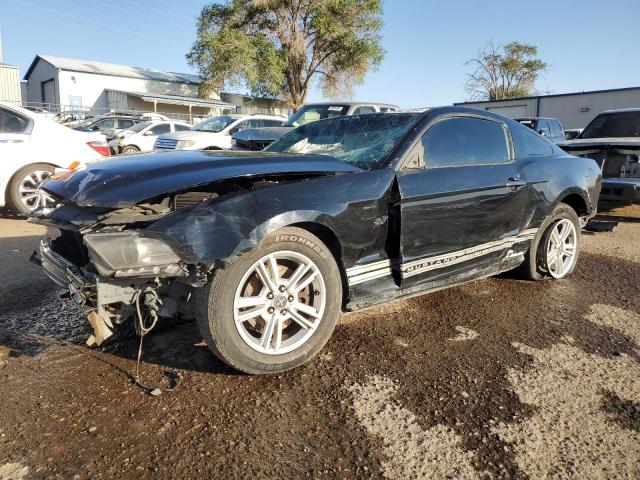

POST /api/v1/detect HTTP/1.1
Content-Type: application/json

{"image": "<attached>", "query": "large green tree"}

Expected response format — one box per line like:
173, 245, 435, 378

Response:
187, 0, 385, 109
465, 42, 548, 101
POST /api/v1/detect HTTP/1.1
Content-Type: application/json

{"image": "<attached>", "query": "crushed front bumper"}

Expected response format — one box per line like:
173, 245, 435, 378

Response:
31, 239, 113, 346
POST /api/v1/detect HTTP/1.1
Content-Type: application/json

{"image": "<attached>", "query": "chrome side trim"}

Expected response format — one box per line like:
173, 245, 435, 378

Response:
346, 228, 538, 285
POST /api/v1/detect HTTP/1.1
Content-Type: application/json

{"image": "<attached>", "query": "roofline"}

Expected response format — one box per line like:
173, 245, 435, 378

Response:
24, 54, 200, 84
302, 101, 399, 107
0, 64, 19, 70
24, 54, 52, 80
454, 86, 640, 105
106, 89, 233, 107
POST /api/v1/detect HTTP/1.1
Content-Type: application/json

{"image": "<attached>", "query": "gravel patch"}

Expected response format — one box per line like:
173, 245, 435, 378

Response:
0, 463, 28, 480
493, 304, 640, 479
349, 375, 480, 479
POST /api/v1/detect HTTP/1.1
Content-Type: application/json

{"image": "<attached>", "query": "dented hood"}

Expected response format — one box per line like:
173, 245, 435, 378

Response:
43, 150, 361, 208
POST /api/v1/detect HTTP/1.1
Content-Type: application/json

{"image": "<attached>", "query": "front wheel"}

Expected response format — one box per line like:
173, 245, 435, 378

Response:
517, 202, 581, 280
196, 227, 342, 374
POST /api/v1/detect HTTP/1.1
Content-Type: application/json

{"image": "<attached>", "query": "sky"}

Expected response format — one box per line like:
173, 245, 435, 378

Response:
0, 0, 638, 108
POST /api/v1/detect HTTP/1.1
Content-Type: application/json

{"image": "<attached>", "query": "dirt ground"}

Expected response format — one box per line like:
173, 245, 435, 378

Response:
0, 205, 639, 479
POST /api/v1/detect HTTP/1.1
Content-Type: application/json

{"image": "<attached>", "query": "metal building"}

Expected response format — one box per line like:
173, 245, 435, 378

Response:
0, 63, 21, 103
22, 54, 289, 122
454, 87, 640, 129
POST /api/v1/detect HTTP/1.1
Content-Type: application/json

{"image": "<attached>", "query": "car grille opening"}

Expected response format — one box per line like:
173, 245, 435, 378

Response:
154, 138, 178, 150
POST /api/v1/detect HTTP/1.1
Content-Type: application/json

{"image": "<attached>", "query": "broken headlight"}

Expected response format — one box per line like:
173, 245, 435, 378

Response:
84, 231, 184, 278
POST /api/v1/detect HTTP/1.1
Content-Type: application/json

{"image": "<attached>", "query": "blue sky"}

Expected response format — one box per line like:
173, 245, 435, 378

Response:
1, 0, 638, 108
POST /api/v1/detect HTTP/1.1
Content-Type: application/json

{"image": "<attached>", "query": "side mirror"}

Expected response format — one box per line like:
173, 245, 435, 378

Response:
228, 127, 238, 136
143, 130, 154, 136
564, 131, 579, 140
538, 130, 547, 137
91, 125, 100, 131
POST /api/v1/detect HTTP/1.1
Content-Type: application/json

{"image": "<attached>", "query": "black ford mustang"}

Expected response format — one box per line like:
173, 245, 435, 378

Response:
31, 107, 601, 374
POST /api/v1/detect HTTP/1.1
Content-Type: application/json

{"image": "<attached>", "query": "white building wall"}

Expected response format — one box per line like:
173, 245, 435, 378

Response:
56, 70, 200, 110
0, 65, 21, 102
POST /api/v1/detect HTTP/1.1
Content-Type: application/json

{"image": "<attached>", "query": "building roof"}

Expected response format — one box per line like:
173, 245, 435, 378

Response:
109, 90, 233, 108
455, 86, 640, 105
25, 54, 200, 84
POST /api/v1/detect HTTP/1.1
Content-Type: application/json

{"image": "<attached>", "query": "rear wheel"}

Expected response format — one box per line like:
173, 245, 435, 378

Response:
196, 227, 342, 374
121, 145, 140, 155
517, 202, 581, 280
7, 163, 56, 215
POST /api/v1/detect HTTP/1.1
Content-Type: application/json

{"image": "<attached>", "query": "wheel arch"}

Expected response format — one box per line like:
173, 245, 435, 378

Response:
288, 221, 349, 308
556, 188, 591, 218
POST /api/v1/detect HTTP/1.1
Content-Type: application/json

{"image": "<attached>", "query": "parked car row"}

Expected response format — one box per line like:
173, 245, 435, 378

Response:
108, 120, 191, 155
154, 114, 285, 151
0, 101, 110, 214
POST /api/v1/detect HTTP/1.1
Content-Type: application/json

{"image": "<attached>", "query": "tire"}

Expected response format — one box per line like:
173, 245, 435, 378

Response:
121, 145, 140, 155
196, 227, 342, 374
517, 202, 581, 281
204, 146, 222, 151
6, 163, 56, 215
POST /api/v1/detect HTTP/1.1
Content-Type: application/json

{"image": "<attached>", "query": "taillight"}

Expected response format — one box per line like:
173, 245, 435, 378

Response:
87, 141, 111, 157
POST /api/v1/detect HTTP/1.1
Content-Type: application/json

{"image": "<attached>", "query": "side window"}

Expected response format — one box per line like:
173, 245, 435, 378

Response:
519, 127, 554, 156
537, 119, 551, 138
421, 117, 511, 168
150, 123, 171, 135
96, 118, 116, 129
263, 119, 284, 127
379, 107, 397, 113
353, 106, 376, 115
174, 124, 191, 131
118, 119, 135, 129
549, 120, 564, 138
229, 120, 251, 134
0, 108, 30, 134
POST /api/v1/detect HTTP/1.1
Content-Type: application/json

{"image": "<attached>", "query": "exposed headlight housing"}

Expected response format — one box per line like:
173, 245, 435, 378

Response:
176, 139, 196, 149
84, 231, 185, 278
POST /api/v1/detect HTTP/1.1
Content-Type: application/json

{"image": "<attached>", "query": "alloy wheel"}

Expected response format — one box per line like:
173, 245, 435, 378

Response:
233, 251, 326, 355
18, 170, 55, 211
544, 219, 577, 278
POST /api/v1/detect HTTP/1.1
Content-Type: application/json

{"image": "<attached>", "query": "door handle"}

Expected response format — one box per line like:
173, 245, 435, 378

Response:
505, 178, 526, 189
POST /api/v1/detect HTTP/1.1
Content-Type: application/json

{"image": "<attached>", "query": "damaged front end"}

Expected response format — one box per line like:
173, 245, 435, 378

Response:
31, 203, 201, 346
29, 150, 358, 346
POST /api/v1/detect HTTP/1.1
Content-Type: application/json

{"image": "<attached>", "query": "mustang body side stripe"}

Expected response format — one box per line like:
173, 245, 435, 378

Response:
346, 228, 538, 285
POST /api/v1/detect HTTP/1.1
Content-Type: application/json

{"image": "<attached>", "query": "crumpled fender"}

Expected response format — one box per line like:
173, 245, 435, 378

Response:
144, 174, 368, 264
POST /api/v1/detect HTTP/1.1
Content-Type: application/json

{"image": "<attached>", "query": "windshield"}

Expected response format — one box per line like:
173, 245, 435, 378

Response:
284, 105, 350, 127
127, 121, 152, 133
193, 116, 237, 132
581, 111, 640, 138
266, 113, 420, 170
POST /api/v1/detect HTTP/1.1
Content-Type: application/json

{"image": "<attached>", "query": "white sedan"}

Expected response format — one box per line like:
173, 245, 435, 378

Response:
0, 101, 110, 214
153, 114, 285, 151
108, 120, 192, 155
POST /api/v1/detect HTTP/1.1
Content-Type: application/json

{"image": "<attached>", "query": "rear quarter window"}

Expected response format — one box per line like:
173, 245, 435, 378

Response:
512, 123, 554, 156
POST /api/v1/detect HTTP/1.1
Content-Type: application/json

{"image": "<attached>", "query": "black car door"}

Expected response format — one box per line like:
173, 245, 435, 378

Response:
397, 115, 530, 286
